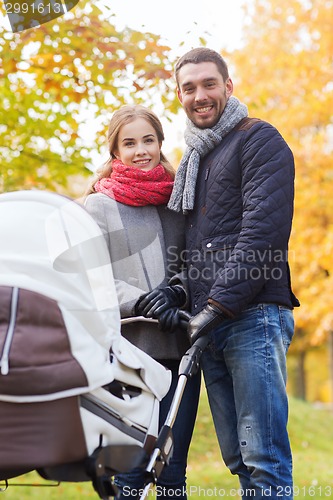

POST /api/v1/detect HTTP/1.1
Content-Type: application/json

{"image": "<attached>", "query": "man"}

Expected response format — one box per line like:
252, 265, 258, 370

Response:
167, 47, 300, 499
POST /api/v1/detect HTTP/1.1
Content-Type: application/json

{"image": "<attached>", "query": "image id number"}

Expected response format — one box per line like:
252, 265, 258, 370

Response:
4, 1, 63, 15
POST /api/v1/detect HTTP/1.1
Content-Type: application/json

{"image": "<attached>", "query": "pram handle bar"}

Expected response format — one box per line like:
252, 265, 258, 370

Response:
120, 316, 158, 325
178, 334, 210, 378
139, 334, 210, 500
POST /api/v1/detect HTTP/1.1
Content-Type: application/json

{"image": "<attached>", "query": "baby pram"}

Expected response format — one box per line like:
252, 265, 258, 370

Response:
0, 190, 173, 498
0, 189, 207, 499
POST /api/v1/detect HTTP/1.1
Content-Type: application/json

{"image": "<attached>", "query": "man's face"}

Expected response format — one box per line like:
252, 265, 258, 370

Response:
177, 61, 233, 129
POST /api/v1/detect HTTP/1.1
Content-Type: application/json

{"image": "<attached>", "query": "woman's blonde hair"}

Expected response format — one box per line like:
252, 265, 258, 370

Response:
85, 105, 174, 196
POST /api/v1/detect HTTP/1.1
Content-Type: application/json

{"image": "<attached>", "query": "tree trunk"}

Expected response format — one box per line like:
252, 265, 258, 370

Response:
294, 351, 307, 400
328, 331, 333, 403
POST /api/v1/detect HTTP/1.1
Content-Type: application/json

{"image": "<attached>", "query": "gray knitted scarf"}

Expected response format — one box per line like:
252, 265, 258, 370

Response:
168, 96, 248, 213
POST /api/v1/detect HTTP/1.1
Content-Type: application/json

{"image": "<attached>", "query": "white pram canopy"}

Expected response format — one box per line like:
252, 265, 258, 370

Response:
0, 190, 171, 403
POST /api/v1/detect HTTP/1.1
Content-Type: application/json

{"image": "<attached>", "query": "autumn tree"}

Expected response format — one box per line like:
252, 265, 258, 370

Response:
0, 0, 178, 195
228, 0, 333, 398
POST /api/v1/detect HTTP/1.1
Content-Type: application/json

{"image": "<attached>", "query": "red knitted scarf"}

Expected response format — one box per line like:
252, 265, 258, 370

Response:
94, 159, 174, 206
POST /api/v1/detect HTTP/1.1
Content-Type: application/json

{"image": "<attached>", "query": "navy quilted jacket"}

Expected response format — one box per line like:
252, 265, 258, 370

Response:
185, 117, 300, 317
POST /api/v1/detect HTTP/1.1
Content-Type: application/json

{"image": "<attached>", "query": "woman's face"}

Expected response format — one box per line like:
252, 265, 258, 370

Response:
115, 117, 161, 171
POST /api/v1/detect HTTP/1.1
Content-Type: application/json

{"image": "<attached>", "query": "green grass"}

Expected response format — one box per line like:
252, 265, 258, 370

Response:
187, 388, 333, 499
2, 387, 333, 499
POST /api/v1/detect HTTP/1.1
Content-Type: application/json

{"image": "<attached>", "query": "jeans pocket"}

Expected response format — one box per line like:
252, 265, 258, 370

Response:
278, 306, 294, 352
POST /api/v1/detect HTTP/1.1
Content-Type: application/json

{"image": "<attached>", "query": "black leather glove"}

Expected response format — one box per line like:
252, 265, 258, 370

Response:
135, 285, 186, 318
158, 308, 192, 333
188, 303, 226, 345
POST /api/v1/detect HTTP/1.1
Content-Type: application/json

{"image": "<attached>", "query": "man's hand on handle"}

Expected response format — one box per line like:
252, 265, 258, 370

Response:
188, 303, 227, 345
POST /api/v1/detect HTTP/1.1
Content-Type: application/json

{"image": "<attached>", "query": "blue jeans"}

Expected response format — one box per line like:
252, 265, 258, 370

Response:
114, 360, 201, 499
201, 304, 294, 500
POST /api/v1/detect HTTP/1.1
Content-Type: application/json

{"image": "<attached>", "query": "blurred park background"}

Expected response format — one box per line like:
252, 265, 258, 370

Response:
1, 0, 333, 404
1, 0, 333, 497
1, 0, 333, 494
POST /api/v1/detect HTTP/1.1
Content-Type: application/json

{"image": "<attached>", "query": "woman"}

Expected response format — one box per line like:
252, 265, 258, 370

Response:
84, 105, 200, 499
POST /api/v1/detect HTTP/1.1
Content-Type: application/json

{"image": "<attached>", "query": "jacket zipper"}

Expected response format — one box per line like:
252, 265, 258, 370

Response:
0, 287, 19, 376
201, 166, 210, 215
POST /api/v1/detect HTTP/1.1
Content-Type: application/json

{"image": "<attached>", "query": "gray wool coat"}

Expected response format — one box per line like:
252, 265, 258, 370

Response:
84, 193, 190, 360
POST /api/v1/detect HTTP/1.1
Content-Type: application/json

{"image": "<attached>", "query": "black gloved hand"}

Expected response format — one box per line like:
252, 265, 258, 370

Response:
135, 285, 186, 318
188, 303, 226, 345
158, 308, 192, 333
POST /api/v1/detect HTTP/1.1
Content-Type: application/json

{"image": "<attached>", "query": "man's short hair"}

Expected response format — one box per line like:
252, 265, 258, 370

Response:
175, 47, 229, 85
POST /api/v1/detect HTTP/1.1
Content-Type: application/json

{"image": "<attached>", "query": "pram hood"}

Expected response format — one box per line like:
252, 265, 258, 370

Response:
0, 190, 171, 402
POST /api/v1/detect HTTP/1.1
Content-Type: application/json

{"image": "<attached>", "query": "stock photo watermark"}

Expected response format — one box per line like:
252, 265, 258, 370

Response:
167, 245, 295, 283
122, 484, 333, 497
3, 0, 79, 32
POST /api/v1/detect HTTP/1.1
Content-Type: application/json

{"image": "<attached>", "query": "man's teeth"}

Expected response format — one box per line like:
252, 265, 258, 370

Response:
196, 106, 212, 112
